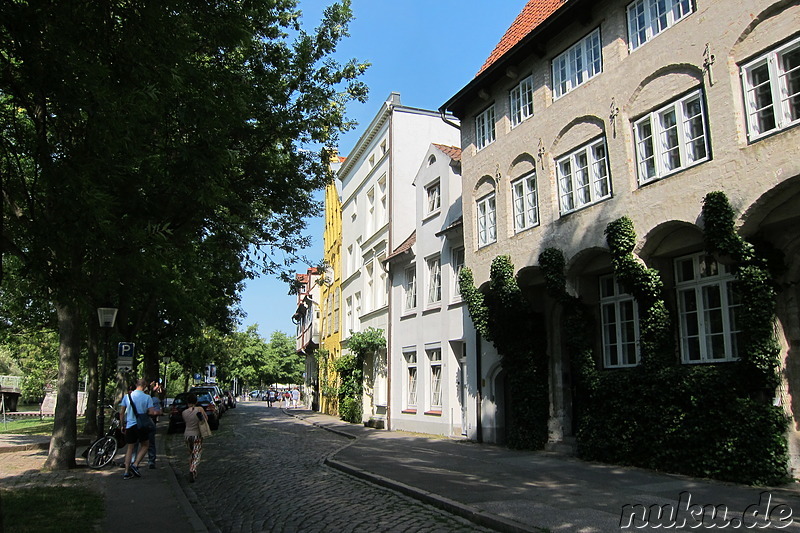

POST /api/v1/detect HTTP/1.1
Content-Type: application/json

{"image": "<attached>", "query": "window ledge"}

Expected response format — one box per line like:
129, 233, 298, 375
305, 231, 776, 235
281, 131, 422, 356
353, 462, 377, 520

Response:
401, 409, 417, 415
422, 210, 441, 223
424, 410, 442, 416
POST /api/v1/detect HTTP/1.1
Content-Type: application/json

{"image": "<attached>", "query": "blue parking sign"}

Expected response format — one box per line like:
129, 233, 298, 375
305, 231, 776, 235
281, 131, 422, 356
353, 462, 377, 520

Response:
117, 342, 135, 358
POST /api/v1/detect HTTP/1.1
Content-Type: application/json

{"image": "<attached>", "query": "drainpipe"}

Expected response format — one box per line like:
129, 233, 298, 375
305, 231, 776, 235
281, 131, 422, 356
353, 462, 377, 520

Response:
385, 105, 394, 431
439, 109, 460, 130
476, 330, 482, 443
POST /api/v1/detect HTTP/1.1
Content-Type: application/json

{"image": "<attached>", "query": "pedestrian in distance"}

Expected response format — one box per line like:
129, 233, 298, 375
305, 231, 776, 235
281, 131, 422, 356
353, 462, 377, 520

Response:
119, 378, 158, 480
182, 393, 208, 483
266, 389, 275, 407
291, 387, 300, 408
283, 390, 291, 408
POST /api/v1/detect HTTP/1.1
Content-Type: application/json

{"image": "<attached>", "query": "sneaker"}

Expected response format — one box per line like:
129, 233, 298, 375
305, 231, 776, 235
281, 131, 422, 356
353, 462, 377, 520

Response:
149, 463, 156, 470
123, 472, 134, 480
130, 464, 141, 477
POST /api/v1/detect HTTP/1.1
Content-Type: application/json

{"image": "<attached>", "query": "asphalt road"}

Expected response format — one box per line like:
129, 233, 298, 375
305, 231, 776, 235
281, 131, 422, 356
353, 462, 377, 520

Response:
168, 402, 494, 533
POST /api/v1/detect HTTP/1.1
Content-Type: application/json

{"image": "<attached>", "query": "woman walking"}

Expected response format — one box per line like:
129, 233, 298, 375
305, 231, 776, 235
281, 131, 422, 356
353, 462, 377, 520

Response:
182, 393, 207, 482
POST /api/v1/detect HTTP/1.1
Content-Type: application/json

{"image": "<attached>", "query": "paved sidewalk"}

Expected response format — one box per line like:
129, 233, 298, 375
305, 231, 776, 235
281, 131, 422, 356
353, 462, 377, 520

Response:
0, 426, 206, 533
289, 410, 800, 533
3, 410, 800, 532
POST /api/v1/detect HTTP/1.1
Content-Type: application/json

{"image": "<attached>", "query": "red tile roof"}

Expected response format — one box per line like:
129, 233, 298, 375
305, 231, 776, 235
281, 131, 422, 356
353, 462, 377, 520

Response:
432, 144, 462, 162
477, 0, 566, 75
384, 231, 416, 264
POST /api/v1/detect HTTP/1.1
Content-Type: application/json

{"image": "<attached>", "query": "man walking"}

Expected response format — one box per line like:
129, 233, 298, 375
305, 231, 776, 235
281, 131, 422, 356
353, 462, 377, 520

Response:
119, 378, 156, 479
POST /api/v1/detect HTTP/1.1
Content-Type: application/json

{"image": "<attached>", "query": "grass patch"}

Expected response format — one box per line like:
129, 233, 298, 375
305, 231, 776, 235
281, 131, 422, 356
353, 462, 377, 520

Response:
0, 417, 86, 435
0, 486, 103, 532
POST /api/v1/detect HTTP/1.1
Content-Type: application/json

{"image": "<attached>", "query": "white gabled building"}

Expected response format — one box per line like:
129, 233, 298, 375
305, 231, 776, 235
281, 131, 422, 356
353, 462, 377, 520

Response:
384, 143, 479, 438
338, 92, 459, 426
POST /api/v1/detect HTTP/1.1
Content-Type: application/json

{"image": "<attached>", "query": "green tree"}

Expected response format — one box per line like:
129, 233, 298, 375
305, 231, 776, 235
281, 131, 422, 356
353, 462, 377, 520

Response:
267, 331, 304, 385
0, 0, 366, 468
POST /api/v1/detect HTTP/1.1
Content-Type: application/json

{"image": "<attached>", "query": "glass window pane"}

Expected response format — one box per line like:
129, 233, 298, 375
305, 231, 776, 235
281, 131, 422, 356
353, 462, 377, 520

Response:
781, 47, 800, 122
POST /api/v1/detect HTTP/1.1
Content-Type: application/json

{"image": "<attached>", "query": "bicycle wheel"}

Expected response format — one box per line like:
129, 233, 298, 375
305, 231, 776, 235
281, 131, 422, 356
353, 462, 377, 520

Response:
86, 436, 118, 469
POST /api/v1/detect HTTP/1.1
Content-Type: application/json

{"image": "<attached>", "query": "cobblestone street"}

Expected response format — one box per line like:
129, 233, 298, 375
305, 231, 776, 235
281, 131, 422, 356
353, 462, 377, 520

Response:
167, 403, 493, 533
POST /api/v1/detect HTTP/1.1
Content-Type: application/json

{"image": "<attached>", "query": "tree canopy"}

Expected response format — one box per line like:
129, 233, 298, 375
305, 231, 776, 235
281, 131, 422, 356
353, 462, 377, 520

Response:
0, 0, 367, 468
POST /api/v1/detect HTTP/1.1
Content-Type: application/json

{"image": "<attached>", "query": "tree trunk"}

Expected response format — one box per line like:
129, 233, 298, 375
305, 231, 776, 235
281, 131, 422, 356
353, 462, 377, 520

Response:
44, 301, 82, 470
82, 318, 99, 436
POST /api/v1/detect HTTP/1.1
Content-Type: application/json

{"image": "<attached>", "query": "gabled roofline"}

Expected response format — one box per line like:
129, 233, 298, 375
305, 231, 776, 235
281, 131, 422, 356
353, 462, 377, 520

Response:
338, 93, 458, 180
439, 0, 582, 119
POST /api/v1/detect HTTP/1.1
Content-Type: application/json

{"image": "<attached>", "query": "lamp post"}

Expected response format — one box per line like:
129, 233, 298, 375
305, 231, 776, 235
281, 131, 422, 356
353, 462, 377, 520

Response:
97, 307, 118, 437
161, 356, 171, 400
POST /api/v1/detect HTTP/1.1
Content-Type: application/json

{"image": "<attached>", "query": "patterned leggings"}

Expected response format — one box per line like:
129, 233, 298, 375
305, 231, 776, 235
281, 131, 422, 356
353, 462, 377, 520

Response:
186, 435, 203, 473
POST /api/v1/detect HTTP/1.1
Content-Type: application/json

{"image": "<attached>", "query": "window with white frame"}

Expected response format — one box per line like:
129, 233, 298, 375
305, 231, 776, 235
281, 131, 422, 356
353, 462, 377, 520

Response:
552, 28, 602, 99
452, 247, 465, 297
675, 253, 741, 363
512, 171, 539, 231
345, 296, 353, 333
365, 261, 374, 313
476, 193, 496, 247
428, 348, 442, 409
404, 265, 417, 310
378, 176, 387, 226
556, 137, 611, 214
366, 187, 375, 236
599, 275, 640, 368
378, 266, 387, 309
510, 75, 534, 127
427, 255, 442, 305
634, 89, 709, 184
426, 180, 441, 215
406, 351, 418, 408
475, 105, 496, 150
627, 0, 693, 52
741, 36, 800, 141
353, 292, 361, 332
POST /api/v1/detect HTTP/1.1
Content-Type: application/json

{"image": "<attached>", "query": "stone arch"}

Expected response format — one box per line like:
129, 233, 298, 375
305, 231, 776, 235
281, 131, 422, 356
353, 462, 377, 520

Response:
507, 153, 537, 181
738, 174, 800, 476
733, 0, 798, 50
550, 115, 605, 154
638, 220, 703, 262
473, 174, 496, 200
740, 174, 800, 239
625, 64, 703, 117
565, 246, 614, 296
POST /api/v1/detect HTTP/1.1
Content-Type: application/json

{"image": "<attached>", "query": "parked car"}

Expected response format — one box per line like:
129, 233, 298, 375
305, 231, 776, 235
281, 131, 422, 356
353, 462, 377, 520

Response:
167, 391, 220, 433
249, 390, 262, 398
190, 385, 226, 415
223, 390, 236, 409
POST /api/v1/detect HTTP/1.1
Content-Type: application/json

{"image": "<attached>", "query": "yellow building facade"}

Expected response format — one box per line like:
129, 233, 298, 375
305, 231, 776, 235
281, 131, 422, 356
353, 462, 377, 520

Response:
319, 172, 343, 416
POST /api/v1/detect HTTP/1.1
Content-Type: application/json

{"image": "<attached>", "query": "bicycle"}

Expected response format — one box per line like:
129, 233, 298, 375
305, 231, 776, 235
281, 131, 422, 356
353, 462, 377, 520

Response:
84, 406, 123, 469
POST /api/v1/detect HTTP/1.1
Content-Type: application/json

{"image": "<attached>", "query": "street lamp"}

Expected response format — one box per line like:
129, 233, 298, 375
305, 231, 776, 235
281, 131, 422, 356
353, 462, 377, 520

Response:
97, 307, 118, 436
161, 356, 172, 400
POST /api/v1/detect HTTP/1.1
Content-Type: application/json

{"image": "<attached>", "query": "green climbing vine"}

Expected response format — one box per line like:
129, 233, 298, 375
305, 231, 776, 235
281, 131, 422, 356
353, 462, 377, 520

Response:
459, 255, 549, 449
336, 327, 385, 424
559, 194, 789, 485
315, 349, 339, 402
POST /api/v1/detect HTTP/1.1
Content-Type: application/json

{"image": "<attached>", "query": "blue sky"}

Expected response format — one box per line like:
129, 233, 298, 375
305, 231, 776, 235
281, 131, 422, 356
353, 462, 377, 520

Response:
238, 1, 525, 338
